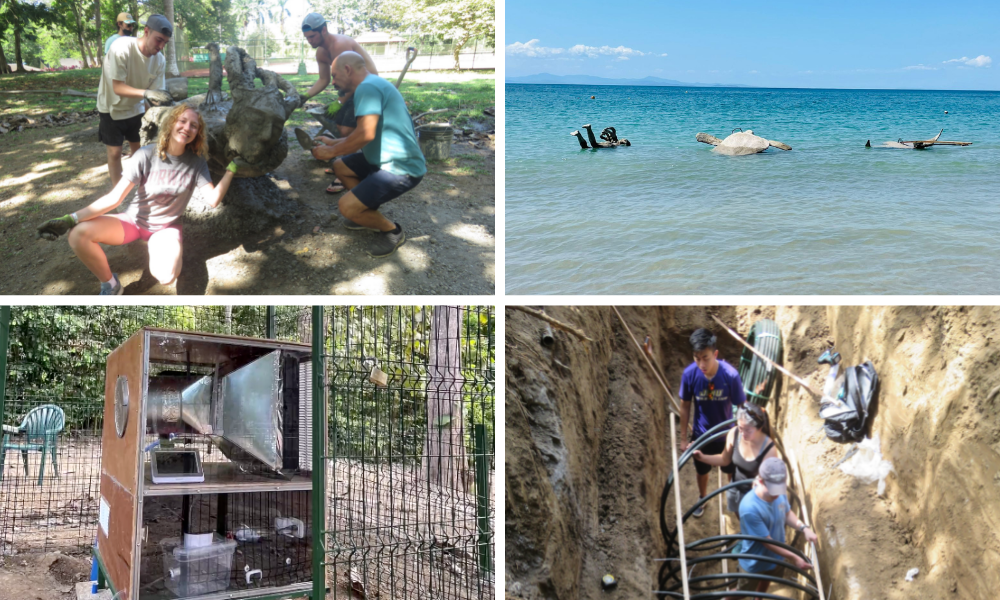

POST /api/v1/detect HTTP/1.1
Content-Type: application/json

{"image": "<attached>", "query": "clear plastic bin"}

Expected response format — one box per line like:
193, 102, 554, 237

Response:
161, 533, 237, 597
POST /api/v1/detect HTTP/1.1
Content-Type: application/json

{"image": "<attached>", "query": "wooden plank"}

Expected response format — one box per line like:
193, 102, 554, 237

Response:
98, 329, 146, 599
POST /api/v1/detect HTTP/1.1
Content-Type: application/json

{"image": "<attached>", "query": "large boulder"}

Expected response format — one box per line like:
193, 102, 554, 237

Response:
165, 77, 188, 101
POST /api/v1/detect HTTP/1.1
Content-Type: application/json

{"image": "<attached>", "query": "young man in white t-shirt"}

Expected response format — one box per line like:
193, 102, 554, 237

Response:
96, 14, 174, 187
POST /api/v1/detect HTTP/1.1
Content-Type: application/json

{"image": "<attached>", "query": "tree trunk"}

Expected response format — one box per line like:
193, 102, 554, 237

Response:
164, 0, 180, 77
94, 0, 102, 66
423, 306, 468, 494
14, 29, 25, 73
452, 33, 471, 70
70, 2, 90, 69
0, 41, 10, 74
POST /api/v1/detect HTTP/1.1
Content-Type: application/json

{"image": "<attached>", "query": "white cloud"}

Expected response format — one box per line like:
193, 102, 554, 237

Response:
505, 39, 564, 57
506, 39, 661, 59
749, 70, 758, 74
904, 64, 937, 70
943, 55, 991, 67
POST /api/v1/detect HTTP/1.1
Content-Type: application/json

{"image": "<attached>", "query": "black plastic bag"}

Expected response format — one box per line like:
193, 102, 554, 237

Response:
819, 361, 877, 443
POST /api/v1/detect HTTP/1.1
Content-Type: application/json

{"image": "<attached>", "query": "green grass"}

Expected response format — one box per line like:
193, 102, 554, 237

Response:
1, 67, 494, 128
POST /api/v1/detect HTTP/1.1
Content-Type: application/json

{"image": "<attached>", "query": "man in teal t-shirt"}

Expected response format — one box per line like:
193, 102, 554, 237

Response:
310, 51, 426, 258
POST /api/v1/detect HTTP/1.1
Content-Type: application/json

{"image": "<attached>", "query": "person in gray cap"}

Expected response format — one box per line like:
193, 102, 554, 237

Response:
730, 457, 818, 598
97, 13, 174, 188
104, 12, 137, 56
300, 13, 379, 195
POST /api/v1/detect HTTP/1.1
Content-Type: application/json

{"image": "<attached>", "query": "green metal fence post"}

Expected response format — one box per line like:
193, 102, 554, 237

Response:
0, 306, 9, 427
474, 423, 493, 573
311, 306, 327, 600
266, 306, 276, 339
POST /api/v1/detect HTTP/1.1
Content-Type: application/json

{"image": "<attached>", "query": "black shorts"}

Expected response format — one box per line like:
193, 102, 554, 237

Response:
98, 112, 143, 147
341, 152, 422, 210
692, 434, 737, 476
332, 97, 356, 128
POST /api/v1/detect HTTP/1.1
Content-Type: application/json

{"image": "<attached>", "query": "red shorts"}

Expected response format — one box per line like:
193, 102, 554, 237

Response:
109, 213, 183, 244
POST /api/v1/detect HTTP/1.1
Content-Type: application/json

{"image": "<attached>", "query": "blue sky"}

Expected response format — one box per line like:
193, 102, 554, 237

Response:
505, 0, 1000, 89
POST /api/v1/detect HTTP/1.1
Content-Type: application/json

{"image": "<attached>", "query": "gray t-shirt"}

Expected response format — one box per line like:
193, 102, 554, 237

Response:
123, 145, 212, 231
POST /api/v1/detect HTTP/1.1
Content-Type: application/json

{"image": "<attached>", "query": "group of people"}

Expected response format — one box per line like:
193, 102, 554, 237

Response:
36, 13, 426, 294
668, 328, 819, 597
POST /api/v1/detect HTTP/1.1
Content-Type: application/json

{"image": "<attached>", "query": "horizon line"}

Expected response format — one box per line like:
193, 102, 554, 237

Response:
505, 77, 1000, 93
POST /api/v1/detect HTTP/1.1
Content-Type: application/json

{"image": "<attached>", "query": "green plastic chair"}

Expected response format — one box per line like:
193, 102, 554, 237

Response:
0, 404, 65, 486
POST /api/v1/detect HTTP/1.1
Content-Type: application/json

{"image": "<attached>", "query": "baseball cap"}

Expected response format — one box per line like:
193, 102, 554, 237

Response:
144, 14, 173, 38
301, 13, 327, 32
117, 12, 136, 24
759, 457, 788, 496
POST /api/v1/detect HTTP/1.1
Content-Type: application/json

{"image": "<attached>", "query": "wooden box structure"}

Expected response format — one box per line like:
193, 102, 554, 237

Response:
95, 328, 315, 600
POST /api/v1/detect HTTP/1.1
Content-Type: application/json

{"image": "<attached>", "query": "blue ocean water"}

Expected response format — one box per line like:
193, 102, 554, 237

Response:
505, 84, 1000, 294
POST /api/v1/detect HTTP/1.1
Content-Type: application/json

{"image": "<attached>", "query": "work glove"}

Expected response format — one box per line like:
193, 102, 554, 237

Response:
144, 89, 174, 107
37, 214, 77, 240
226, 157, 252, 174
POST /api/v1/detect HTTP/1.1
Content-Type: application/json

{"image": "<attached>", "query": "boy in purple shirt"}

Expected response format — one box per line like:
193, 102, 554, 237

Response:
679, 328, 747, 517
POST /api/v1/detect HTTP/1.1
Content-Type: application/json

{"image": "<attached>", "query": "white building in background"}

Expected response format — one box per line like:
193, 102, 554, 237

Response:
355, 31, 410, 56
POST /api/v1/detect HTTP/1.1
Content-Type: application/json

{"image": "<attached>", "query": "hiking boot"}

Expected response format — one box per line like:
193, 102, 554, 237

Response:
294, 127, 318, 150
99, 274, 123, 296
367, 225, 405, 257
343, 218, 378, 231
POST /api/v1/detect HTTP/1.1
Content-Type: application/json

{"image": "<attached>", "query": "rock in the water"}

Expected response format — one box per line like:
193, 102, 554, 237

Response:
165, 77, 188, 101
714, 130, 771, 156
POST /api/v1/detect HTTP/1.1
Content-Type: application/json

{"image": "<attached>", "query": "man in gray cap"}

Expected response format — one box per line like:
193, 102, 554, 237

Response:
97, 13, 174, 187
731, 457, 818, 598
300, 13, 378, 142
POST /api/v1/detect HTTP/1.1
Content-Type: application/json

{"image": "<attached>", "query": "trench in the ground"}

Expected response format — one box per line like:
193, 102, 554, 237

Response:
505, 306, 1000, 600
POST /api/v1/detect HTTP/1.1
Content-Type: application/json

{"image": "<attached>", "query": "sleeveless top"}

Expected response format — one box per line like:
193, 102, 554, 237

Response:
732, 429, 775, 483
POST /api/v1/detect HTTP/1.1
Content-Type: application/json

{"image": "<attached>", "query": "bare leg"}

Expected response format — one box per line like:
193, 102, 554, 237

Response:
582, 124, 600, 148
338, 193, 394, 232
67, 217, 127, 282
147, 228, 183, 286
106, 146, 124, 187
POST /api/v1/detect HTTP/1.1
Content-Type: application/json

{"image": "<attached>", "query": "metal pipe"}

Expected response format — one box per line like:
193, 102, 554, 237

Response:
540, 324, 555, 348
311, 306, 326, 600
0, 306, 9, 430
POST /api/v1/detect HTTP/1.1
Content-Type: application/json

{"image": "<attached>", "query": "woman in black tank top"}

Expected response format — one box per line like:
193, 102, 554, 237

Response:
692, 403, 779, 513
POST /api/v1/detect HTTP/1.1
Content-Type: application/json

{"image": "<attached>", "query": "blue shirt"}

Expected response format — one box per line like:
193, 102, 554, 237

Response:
679, 360, 746, 438
104, 34, 121, 55
352, 74, 427, 178
738, 486, 790, 573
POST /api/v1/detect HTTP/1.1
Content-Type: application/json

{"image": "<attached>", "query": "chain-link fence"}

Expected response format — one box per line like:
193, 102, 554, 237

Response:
0, 305, 495, 600
320, 306, 495, 599
172, 36, 495, 72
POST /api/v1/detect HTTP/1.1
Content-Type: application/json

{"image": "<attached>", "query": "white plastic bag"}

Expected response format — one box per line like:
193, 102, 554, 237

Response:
838, 434, 894, 495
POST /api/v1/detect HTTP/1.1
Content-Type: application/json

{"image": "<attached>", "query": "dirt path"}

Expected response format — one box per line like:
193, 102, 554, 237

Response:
0, 120, 494, 295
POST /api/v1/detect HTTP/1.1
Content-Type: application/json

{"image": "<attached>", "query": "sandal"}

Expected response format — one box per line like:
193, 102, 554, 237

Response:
326, 183, 346, 194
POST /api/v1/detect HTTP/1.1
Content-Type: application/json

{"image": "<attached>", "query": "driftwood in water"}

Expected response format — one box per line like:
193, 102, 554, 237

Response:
871, 129, 972, 149
572, 123, 631, 149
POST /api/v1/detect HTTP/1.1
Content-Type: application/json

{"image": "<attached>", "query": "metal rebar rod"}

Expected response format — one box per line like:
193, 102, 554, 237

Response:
783, 443, 827, 600
710, 315, 820, 398
612, 307, 681, 416
669, 411, 691, 600
718, 469, 727, 575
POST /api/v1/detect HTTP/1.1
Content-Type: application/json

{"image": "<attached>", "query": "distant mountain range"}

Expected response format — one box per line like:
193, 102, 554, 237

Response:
506, 73, 749, 87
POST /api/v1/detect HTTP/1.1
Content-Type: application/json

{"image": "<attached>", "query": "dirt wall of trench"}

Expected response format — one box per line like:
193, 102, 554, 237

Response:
507, 306, 1000, 600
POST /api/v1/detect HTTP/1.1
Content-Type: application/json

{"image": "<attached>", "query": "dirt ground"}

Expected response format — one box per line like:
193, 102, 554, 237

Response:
506, 306, 1000, 600
1, 437, 495, 600
0, 118, 494, 295
0, 551, 92, 600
